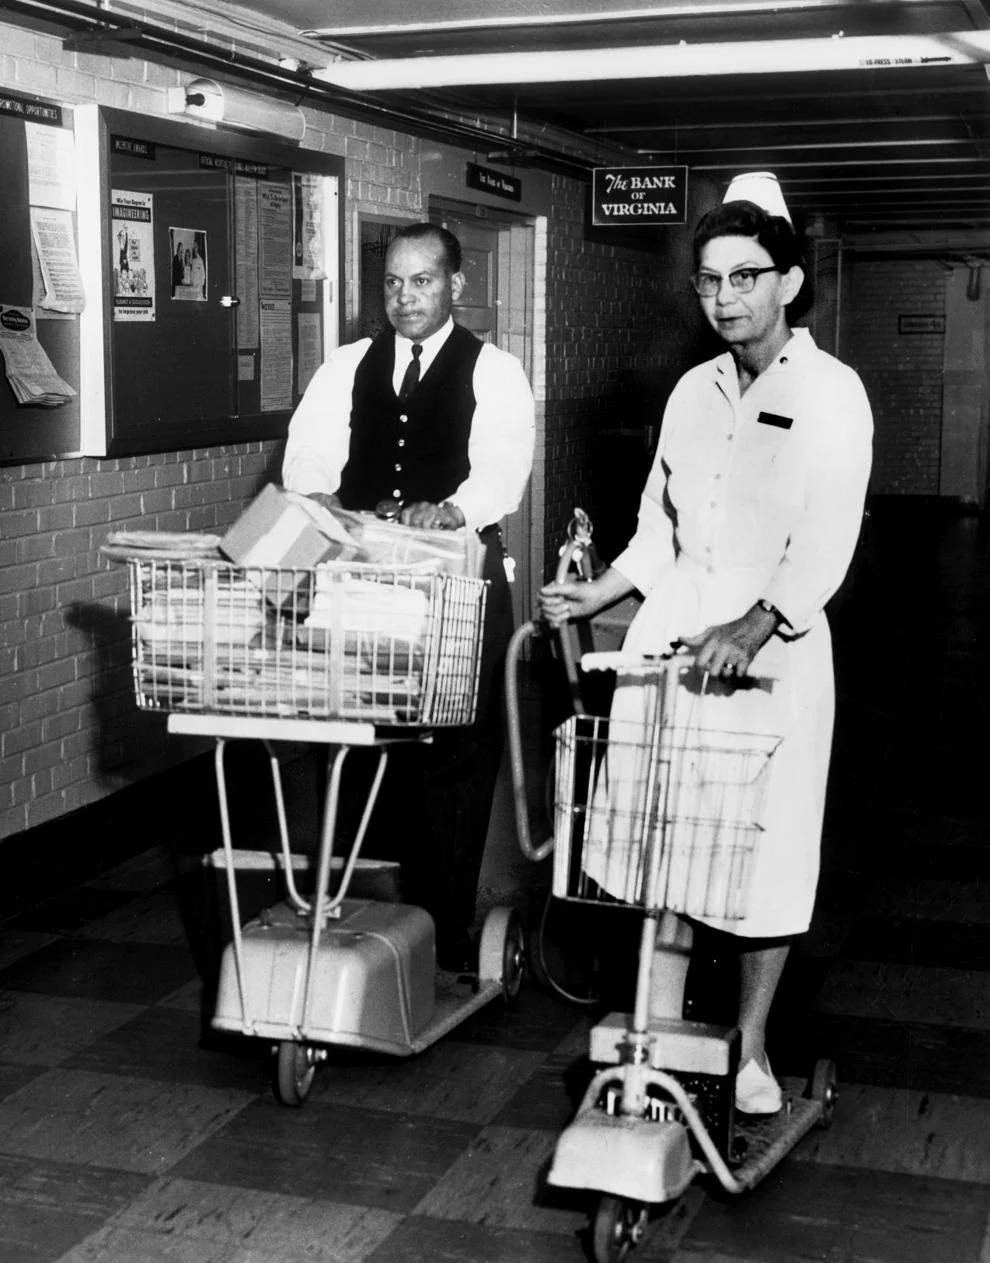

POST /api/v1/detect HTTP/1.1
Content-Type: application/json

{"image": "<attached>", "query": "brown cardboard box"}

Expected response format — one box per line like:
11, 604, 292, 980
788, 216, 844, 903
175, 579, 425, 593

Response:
220, 485, 358, 603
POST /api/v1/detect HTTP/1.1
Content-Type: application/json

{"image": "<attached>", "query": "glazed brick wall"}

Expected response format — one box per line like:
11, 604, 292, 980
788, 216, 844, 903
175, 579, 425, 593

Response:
542, 175, 708, 576
0, 14, 683, 838
843, 258, 945, 495
0, 21, 424, 838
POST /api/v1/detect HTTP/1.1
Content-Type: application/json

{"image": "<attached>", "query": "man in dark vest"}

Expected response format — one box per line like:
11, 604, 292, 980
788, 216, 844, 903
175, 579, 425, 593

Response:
283, 222, 535, 971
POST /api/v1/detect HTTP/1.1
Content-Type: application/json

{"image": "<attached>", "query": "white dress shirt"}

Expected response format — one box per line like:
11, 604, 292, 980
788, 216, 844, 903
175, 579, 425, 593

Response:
283, 318, 535, 530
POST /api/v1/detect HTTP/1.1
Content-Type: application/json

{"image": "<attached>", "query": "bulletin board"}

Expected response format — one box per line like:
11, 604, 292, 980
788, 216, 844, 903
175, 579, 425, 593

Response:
77, 107, 343, 456
356, 213, 406, 340
0, 92, 82, 465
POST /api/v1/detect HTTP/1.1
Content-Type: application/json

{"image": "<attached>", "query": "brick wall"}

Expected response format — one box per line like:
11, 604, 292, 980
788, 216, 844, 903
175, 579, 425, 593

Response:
0, 15, 685, 839
542, 175, 710, 573
0, 18, 427, 838
843, 258, 945, 495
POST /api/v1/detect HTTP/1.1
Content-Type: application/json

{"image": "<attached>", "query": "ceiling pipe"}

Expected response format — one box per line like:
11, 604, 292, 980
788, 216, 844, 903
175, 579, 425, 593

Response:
313, 31, 990, 91
1, 0, 612, 173
303, 0, 977, 39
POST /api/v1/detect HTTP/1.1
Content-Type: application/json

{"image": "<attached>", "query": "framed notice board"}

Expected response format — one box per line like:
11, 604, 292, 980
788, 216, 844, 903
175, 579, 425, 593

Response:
75, 106, 343, 456
0, 92, 82, 465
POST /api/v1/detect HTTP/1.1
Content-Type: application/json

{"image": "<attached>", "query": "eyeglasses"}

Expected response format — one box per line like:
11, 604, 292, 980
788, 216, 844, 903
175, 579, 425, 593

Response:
691, 266, 780, 297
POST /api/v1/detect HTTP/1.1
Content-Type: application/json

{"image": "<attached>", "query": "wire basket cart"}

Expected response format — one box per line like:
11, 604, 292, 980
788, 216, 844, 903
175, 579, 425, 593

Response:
126, 556, 487, 726
550, 664, 780, 924
114, 549, 525, 1105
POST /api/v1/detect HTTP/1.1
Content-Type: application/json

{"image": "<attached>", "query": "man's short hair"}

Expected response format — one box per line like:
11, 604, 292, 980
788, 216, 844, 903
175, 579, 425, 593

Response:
390, 222, 462, 273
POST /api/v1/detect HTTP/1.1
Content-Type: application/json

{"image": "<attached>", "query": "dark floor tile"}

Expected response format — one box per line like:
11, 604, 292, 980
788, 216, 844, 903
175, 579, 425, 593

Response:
682, 1163, 988, 1263
841, 915, 990, 970
0, 937, 200, 1005
0, 1154, 151, 1263
66, 1005, 269, 1093
0, 887, 142, 935
0, 1062, 42, 1102
451, 979, 593, 1052
365, 1214, 587, 1263
855, 838, 990, 884
173, 1097, 481, 1212
493, 1050, 594, 1132
803, 1014, 990, 1098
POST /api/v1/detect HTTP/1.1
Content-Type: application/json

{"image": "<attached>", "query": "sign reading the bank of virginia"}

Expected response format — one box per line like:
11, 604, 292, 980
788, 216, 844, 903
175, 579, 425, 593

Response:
591, 166, 687, 227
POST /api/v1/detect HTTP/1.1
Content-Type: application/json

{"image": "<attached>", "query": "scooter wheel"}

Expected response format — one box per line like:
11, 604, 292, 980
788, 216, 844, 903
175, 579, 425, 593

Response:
479, 906, 525, 1001
809, 1058, 838, 1129
592, 1194, 648, 1262
273, 1041, 317, 1107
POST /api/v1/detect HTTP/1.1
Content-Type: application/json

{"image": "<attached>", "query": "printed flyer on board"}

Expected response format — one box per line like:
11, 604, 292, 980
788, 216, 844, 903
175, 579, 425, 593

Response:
111, 190, 155, 321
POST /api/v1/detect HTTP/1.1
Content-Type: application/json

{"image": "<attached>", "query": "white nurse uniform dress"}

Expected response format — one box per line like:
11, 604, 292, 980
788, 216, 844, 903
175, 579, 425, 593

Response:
588, 328, 873, 938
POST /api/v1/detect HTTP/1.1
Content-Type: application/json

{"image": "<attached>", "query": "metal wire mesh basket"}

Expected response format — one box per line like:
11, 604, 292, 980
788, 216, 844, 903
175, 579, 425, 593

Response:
126, 557, 487, 726
551, 691, 781, 921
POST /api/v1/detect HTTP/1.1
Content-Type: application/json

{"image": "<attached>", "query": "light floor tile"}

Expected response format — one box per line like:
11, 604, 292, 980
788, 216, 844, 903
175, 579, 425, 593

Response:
796, 1083, 990, 1184
413, 1124, 587, 1235
60, 1176, 402, 1263
0, 991, 142, 1067
0, 1068, 254, 1174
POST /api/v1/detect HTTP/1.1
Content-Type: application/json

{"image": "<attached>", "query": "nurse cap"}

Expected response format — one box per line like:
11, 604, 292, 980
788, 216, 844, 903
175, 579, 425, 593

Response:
723, 171, 792, 225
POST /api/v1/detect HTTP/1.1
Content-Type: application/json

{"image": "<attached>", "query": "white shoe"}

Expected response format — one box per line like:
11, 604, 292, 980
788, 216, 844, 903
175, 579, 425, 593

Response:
735, 1056, 782, 1115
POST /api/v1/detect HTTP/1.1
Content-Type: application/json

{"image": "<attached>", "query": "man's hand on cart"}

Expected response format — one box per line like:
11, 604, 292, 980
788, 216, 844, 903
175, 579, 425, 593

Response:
675, 602, 780, 679
307, 491, 343, 512
400, 500, 466, 530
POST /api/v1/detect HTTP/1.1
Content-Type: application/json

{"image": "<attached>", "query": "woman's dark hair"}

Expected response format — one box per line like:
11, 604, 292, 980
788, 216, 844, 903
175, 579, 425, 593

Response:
693, 199, 813, 319
390, 222, 462, 273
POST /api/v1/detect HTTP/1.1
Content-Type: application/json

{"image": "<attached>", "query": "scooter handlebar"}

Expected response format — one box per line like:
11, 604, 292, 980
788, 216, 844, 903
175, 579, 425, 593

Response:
505, 621, 555, 863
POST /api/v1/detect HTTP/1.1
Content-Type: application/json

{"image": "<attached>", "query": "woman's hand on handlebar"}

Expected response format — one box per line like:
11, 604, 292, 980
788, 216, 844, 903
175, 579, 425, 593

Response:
538, 568, 634, 629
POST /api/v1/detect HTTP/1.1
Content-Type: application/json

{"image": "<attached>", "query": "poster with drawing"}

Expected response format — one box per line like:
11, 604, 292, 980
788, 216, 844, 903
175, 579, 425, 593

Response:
111, 190, 155, 322
169, 226, 208, 301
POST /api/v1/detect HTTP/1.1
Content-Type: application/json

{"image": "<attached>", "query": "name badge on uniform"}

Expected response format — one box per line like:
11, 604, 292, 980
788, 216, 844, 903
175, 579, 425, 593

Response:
757, 411, 793, 429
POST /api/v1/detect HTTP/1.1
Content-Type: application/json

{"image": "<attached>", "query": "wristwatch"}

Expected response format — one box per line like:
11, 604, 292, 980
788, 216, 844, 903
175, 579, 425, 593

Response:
755, 598, 782, 622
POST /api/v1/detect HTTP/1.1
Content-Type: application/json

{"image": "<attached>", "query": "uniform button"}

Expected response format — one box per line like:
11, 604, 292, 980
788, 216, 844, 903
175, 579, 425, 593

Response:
727, 433, 733, 441
394, 463, 402, 472
392, 487, 401, 498
714, 473, 722, 481
397, 438, 405, 448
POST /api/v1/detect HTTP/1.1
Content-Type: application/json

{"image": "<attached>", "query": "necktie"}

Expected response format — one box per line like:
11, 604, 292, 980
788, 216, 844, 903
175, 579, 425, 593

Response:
398, 344, 422, 402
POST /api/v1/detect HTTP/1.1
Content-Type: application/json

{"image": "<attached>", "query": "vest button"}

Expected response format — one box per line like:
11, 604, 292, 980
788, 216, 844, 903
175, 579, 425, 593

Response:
392, 487, 402, 498
399, 414, 409, 423
397, 438, 405, 448
394, 463, 402, 472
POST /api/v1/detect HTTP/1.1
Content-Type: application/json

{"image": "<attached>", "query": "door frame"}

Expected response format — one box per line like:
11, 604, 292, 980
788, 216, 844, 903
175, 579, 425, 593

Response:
429, 195, 543, 629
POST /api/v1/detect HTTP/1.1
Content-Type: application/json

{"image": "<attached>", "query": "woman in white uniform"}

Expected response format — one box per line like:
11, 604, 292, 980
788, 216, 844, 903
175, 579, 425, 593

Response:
540, 174, 873, 1116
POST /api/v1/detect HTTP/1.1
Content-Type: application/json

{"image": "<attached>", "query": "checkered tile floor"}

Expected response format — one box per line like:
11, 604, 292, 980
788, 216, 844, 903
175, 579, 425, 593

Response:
2, 501, 989, 1262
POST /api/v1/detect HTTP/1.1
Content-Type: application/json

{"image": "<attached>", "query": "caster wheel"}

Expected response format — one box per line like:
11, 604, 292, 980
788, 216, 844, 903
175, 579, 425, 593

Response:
592, 1194, 648, 1263
809, 1058, 838, 1129
273, 1041, 318, 1107
479, 907, 525, 1001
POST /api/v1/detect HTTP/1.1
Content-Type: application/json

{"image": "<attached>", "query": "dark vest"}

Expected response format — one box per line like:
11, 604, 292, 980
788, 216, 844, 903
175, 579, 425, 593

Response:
338, 324, 483, 511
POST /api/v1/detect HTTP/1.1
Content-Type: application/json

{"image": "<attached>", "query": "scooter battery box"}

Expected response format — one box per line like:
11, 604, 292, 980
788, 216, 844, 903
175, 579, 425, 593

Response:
213, 898, 435, 1054
591, 1014, 740, 1160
